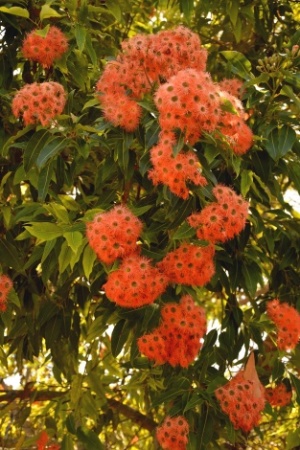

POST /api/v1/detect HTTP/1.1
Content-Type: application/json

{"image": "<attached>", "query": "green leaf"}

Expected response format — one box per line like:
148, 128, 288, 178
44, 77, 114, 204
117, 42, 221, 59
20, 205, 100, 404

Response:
23, 130, 51, 173
241, 170, 253, 196
64, 231, 83, 253
0, 6, 29, 18
265, 126, 297, 161
61, 434, 74, 450
25, 223, 64, 241
82, 245, 97, 279
286, 429, 300, 450
0, 238, 24, 272
44, 316, 63, 348
220, 51, 252, 79
179, 0, 194, 21
172, 222, 195, 240
290, 373, 300, 405
75, 25, 86, 53
40, 4, 62, 20
37, 161, 54, 202
59, 241, 73, 273
106, 0, 122, 22
36, 137, 67, 169
76, 427, 104, 450
111, 319, 130, 357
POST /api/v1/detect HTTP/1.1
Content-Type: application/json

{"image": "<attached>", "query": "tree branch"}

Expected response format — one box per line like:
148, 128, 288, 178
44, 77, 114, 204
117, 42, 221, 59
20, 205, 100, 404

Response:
0, 389, 158, 432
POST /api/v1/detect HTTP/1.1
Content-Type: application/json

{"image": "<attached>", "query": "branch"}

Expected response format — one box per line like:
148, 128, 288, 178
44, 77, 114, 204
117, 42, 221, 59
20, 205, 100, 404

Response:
107, 397, 157, 432
0, 388, 158, 432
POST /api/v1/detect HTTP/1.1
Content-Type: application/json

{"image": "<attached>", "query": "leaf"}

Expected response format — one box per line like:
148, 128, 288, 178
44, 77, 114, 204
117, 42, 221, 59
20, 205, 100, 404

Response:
75, 25, 86, 53
111, 319, 131, 357
265, 126, 296, 161
64, 231, 83, 253
220, 51, 252, 79
241, 169, 253, 196
44, 316, 63, 348
179, 0, 194, 21
25, 223, 64, 241
0, 6, 29, 17
82, 245, 97, 279
290, 373, 300, 405
36, 137, 67, 169
0, 238, 24, 272
23, 130, 51, 173
40, 4, 62, 20
172, 222, 195, 240
76, 427, 104, 450
61, 434, 74, 450
59, 241, 73, 273
106, 0, 122, 22
286, 429, 300, 450
37, 162, 54, 202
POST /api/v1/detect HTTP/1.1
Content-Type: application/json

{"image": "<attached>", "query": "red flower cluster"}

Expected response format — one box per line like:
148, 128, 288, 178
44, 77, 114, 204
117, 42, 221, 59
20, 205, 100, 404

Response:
0, 275, 13, 312
154, 69, 221, 144
158, 242, 215, 286
96, 26, 207, 131
12, 82, 66, 126
218, 89, 253, 156
265, 383, 292, 407
86, 204, 143, 264
148, 130, 207, 199
188, 185, 249, 243
103, 254, 168, 308
138, 295, 206, 367
266, 299, 300, 350
156, 415, 189, 450
215, 367, 265, 433
22, 26, 68, 68
37, 431, 60, 450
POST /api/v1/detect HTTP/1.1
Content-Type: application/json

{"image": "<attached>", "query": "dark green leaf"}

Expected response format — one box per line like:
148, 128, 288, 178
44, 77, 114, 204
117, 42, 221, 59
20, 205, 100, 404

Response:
265, 126, 297, 161
111, 319, 131, 357
23, 130, 51, 173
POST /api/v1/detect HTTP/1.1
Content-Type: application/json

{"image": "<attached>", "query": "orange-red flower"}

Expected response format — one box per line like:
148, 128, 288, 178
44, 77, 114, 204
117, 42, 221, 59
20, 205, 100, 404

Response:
12, 82, 66, 126
86, 204, 143, 264
22, 26, 68, 67
265, 383, 292, 407
158, 243, 215, 286
215, 354, 265, 433
138, 295, 206, 367
156, 415, 189, 450
148, 131, 207, 199
266, 299, 300, 350
103, 254, 168, 308
0, 274, 13, 312
188, 185, 249, 243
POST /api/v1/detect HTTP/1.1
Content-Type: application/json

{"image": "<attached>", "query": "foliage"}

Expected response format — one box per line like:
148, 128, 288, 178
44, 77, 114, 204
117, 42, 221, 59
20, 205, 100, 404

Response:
0, 0, 300, 449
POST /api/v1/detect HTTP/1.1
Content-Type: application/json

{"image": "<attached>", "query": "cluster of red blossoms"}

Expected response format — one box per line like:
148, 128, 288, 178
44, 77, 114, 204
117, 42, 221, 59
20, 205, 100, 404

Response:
188, 184, 249, 243
156, 415, 189, 450
96, 26, 207, 132
86, 204, 143, 264
103, 254, 168, 308
158, 242, 215, 286
265, 383, 292, 407
36, 431, 60, 450
96, 26, 253, 199
0, 275, 13, 312
148, 130, 207, 199
21, 26, 68, 68
215, 355, 265, 433
266, 299, 300, 350
12, 81, 66, 126
138, 295, 206, 367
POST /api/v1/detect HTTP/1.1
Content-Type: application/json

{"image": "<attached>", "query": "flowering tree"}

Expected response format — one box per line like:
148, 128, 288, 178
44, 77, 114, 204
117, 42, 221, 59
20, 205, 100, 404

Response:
0, 0, 300, 449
